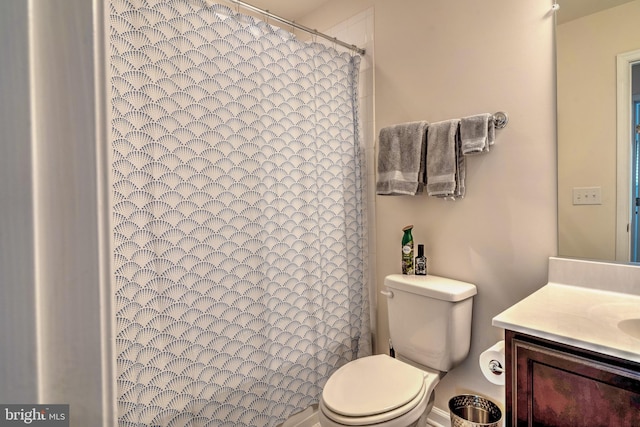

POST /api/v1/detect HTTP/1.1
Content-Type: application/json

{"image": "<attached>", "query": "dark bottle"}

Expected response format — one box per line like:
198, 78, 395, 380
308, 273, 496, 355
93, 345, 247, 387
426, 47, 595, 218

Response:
415, 244, 427, 275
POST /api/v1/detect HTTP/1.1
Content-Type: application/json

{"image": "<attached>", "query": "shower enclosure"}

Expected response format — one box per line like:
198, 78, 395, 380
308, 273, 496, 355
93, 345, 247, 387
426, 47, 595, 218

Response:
109, 1, 370, 425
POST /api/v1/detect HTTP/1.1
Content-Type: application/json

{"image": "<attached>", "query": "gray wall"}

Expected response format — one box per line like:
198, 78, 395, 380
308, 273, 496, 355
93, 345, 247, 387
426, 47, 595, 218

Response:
1, 0, 112, 424
0, 0, 38, 404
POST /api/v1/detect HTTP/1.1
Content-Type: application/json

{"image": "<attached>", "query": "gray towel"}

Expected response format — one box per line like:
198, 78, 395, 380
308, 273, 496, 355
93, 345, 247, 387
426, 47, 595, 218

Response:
376, 121, 428, 195
426, 119, 465, 199
487, 115, 496, 147
460, 113, 494, 155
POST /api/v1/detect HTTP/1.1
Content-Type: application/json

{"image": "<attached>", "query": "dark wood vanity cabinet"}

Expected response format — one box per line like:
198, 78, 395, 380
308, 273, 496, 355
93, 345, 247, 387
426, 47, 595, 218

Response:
505, 330, 640, 427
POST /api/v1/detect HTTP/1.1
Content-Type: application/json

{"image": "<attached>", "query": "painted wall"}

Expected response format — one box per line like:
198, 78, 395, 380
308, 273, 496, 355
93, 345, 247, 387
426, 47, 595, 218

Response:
30, 0, 110, 423
0, 0, 38, 404
0, 0, 112, 424
300, 0, 557, 417
557, 0, 640, 261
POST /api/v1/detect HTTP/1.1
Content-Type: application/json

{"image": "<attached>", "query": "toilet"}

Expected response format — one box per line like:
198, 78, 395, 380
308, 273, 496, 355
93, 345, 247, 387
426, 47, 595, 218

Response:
319, 274, 477, 427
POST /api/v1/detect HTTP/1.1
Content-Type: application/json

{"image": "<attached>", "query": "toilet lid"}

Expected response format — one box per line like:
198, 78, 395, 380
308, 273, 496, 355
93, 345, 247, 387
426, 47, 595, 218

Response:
322, 354, 425, 418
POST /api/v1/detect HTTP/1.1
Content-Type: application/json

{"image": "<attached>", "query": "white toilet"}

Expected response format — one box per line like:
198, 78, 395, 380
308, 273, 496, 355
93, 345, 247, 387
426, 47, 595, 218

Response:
319, 274, 477, 427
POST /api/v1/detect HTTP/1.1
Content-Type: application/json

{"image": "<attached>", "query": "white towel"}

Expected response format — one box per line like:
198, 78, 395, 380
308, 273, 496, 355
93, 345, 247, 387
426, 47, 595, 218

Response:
376, 121, 428, 195
426, 119, 465, 199
460, 113, 494, 155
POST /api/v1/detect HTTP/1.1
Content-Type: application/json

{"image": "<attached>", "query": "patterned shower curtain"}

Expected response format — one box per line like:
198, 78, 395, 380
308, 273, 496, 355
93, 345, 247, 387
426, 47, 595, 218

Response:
109, 0, 370, 426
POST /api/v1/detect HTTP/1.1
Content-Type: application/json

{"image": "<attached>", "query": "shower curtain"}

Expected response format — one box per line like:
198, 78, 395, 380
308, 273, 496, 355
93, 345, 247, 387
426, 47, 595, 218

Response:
109, 0, 370, 426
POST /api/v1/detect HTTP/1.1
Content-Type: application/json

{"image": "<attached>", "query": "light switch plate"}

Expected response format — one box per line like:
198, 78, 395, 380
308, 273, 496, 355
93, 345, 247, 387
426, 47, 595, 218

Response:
572, 187, 602, 205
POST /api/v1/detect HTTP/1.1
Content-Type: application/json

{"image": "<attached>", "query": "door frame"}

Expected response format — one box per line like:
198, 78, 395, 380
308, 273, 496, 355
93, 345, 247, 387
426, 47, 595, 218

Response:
615, 49, 640, 262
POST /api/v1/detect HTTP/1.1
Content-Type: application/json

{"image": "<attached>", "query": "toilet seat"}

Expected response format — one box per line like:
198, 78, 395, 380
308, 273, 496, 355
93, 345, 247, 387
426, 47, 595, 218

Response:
320, 354, 437, 426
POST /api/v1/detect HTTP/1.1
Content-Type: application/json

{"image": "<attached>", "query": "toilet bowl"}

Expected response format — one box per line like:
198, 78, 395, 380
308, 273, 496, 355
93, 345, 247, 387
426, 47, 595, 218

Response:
318, 355, 439, 427
318, 274, 477, 427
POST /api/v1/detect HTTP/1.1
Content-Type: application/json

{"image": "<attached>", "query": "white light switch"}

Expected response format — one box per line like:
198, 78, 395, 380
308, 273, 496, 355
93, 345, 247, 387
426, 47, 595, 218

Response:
572, 187, 602, 205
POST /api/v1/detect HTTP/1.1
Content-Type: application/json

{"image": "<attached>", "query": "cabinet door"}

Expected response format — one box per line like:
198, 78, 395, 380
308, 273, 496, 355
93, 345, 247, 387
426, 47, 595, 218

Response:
506, 331, 640, 427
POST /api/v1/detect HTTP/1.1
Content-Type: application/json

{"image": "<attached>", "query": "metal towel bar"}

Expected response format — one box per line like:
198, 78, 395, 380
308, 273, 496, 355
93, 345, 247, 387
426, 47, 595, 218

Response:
492, 111, 509, 129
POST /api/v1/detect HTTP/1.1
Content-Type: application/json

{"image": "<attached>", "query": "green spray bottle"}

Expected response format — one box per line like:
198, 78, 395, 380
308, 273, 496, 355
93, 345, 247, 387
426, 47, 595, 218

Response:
402, 225, 414, 274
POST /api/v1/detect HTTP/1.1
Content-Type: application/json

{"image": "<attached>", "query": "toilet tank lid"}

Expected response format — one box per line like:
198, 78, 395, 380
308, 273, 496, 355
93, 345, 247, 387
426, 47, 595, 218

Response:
384, 274, 477, 302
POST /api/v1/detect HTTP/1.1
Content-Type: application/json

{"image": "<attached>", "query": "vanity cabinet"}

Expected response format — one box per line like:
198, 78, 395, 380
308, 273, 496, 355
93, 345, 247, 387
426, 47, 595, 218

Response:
505, 330, 640, 427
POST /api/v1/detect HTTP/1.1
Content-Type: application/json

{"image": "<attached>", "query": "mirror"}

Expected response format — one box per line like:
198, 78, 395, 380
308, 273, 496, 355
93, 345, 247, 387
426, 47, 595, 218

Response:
557, 0, 640, 262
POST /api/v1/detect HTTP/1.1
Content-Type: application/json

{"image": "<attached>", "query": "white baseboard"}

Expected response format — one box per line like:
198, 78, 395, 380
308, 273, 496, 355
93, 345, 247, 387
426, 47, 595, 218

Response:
282, 404, 451, 427
280, 405, 319, 427
427, 406, 451, 427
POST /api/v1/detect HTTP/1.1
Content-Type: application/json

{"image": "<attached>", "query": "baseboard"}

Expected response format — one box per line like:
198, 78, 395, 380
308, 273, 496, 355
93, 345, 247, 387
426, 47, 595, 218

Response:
427, 406, 451, 427
280, 405, 319, 427
282, 404, 450, 427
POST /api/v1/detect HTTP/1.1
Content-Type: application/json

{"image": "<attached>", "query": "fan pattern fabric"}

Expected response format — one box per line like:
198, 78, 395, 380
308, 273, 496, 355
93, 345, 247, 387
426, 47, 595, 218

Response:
109, 0, 369, 426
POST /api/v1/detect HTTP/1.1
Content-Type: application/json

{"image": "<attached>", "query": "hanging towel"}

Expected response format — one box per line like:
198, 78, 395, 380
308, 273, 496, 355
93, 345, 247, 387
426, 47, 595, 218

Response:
376, 121, 428, 195
426, 119, 465, 199
487, 115, 496, 147
460, 113, 493, 155
453, 129, 466, 199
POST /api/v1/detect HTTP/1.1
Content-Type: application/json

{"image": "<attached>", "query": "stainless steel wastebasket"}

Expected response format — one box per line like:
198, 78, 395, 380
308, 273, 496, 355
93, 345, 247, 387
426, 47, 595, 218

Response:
449, 395, 502, 427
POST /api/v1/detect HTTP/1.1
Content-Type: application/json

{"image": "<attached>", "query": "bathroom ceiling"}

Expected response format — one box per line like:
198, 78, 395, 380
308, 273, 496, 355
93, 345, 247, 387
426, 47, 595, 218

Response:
239, 0, 330, 21
237, 0, 638, 28
557, 0, 636, 23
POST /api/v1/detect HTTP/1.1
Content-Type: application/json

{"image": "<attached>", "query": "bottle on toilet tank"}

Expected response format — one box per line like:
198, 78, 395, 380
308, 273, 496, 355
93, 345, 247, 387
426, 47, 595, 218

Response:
401, 225, 414, 275
415, 244, 427, 275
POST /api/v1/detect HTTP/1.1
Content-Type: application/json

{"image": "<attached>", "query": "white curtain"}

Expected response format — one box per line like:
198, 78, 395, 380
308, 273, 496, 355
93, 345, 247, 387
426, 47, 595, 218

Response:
109, 1, 370, 426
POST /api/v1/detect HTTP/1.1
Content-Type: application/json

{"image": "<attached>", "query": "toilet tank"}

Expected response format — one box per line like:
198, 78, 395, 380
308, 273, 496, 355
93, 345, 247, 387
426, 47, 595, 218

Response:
384, 274, 477, 372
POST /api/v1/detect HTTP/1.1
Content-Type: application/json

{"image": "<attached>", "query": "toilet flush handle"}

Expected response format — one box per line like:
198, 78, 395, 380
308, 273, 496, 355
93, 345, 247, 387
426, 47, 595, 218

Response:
380, 289, 394, 298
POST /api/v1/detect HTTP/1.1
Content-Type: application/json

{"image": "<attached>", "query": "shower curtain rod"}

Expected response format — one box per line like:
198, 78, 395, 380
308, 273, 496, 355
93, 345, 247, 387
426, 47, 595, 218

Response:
214, 0, 366, 55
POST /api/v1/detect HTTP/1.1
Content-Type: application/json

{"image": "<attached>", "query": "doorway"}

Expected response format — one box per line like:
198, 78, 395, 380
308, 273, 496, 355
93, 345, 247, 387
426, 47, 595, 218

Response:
615, 51, 640, 262
631, 64, 640, 261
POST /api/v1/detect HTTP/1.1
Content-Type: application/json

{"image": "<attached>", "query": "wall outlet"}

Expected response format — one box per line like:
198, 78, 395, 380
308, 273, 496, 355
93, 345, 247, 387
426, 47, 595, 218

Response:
572, 187, 602, 205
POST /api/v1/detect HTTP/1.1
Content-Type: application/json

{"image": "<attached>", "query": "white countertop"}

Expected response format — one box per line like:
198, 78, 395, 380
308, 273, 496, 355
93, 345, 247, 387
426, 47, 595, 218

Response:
493, 282, 640, 364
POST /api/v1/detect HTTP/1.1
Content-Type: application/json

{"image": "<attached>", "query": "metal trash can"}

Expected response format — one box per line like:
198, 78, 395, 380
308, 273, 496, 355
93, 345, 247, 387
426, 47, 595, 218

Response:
449, 394, 502, 427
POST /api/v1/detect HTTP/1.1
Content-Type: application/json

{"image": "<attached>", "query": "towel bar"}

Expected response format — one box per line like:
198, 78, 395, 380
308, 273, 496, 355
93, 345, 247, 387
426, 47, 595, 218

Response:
493, 111, 508, 129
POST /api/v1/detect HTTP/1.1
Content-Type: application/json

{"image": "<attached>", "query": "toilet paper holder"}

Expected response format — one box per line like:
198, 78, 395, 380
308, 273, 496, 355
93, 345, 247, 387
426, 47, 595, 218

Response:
480, 340, 506, 385
488, 359, 504, 375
